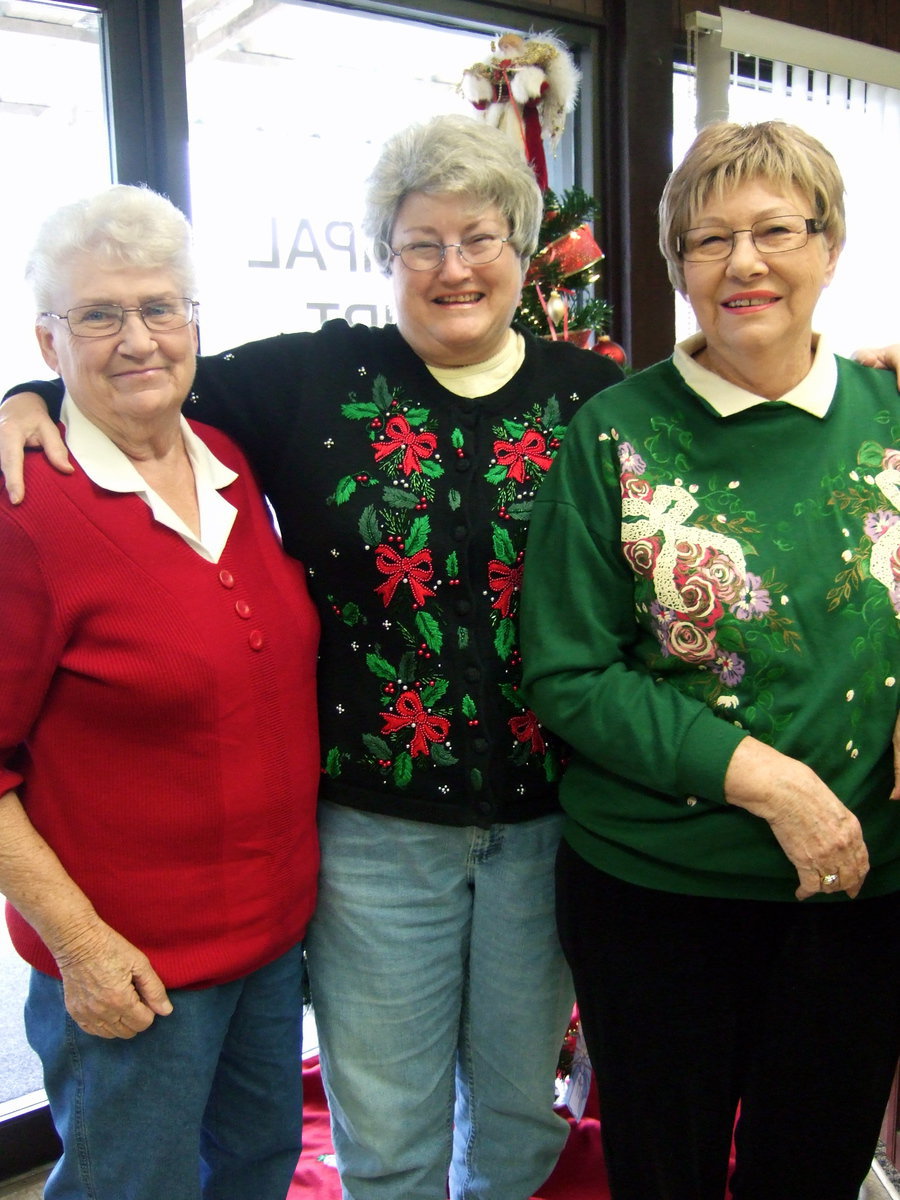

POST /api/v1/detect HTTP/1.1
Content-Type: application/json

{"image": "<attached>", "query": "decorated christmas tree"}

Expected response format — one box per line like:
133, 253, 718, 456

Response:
460, 30, 626, 366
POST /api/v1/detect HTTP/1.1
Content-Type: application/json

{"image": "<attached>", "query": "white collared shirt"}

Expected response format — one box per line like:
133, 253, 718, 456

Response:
61, 394, 238, 563
672, 332, 837, 419
427, 329, 526, 398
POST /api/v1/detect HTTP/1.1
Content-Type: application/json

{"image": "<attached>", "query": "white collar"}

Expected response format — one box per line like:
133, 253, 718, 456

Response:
427, 330, 525, 398
61, 394, 238, 563
672, 332, 837, 419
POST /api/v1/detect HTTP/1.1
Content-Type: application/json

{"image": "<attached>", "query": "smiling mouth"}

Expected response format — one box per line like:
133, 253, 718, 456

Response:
434, 293, 482, 305
723, 297, 778, 309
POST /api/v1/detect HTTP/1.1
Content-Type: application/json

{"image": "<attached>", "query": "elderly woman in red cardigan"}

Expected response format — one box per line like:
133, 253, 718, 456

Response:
0, 185, 320, 1200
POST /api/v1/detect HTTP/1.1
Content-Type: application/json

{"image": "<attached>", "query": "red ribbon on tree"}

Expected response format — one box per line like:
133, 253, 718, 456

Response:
488, 559, 523, 617
509, 710, 546, 755
381, 690, 451, 757
374, 545, 435, 607
494, 429, 553, 482
372, 415, 437, 474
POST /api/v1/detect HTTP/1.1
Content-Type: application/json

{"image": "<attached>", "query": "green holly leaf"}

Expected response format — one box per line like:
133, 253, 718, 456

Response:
324, 747, 343, 777
462, 693, 476, 717
330, 476, 358, 505
393, 752, 413, 787
404, 516, 430, 556
502, 419, 527, 439
505, 501, 532, 521
486, 463, 509, 484
359, 504, 381, 546
494, 618, 516, 660
372, 376, 394, 411
366, 652, 396, 681
446, 550, 459, 577
382, 485, 418, 509
405, 407, 430, 425
543, 396, 561, 428
341, 401, 382, 420
448, 489, 461, 510
420, 678, 449, 706
451, 427, 465, 449
340, 601, 361, 626
499, 683, 519, 706
431, 743, 459, 766
419, 458, 445, 479
362, 733, 392, 759
492, 524, 517, 564
415, 609, 443, 652
470, 767, 483, 791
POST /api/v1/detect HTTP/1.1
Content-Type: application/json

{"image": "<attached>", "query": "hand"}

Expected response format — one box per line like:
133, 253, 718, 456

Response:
852, 344, 900, 386
891, 710, 900, 801
724, 737, 869, 900
54, 919, 173, 1039
0, 392, 71, 505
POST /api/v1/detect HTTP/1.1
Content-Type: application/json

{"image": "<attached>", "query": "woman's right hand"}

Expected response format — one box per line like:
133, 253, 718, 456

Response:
54, 918, 173, 1039
724, 736, 869, 899
0, 392, 71, 504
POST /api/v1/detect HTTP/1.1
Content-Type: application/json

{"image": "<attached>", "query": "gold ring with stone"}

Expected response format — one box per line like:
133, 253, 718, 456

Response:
820, 872, 840, 886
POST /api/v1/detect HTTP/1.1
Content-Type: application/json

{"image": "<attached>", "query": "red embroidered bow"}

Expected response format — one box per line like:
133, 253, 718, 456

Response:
494, 429, 553, 482
488, 559, 523, 618
509, 710, 546, 755
373, 415, 437, 475
381, 690, 451, 757
375, 544, 435, 607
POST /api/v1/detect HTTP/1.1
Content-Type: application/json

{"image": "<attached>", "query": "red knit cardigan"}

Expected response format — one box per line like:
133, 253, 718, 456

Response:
0, 421, 320, 989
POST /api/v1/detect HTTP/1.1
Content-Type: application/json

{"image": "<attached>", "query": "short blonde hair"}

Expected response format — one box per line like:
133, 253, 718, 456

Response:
364, 114, 543, 275
658, 120, 846, 293
27, 184, 196, 312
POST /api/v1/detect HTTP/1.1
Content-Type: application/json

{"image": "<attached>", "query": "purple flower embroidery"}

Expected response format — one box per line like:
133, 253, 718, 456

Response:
617, 441, 646, 475
713, 649, 746, 687
863, 510, 900, 542
650, 600, 677, 655
730, 573, 772, 621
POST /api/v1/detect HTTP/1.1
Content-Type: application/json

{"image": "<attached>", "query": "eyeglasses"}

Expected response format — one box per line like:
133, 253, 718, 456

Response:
678, 216, 824, 262
390, 234, 511, 272
40, 298, 198, 338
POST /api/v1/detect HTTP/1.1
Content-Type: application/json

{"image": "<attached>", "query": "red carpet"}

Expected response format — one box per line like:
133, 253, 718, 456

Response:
289, 1057, 609, 1199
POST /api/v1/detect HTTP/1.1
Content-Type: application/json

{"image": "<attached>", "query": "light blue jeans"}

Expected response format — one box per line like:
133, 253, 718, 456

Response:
25, 942, 305, 1200
305, 802, 574, 1200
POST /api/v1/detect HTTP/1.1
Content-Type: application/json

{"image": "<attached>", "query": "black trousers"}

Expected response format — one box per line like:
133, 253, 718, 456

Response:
556, 839, 900, 1200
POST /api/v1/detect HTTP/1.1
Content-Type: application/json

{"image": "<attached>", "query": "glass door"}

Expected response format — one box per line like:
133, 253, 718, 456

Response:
182, 0, 578, 352
0, 0, 109, 1178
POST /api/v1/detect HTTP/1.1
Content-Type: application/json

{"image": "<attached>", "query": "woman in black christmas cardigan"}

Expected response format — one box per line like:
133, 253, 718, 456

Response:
1, 115, 622, 1200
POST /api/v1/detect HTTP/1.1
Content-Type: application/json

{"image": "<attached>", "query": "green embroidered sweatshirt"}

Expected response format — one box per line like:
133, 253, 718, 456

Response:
521, 352, 900, 901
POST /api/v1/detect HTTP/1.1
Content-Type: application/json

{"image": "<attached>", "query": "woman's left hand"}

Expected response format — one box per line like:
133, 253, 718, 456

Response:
890, 710, 900, 800
724, 737, 870, 899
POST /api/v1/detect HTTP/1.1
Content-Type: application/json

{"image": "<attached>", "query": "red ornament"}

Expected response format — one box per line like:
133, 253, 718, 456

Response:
593, 335, 627, 366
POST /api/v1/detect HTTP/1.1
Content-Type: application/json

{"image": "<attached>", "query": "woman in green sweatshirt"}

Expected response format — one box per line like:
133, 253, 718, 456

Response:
521, 120, 900, 1200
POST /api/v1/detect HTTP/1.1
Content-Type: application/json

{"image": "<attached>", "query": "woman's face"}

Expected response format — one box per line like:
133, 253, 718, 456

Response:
389, 191, 524, 367
681, 178, 840, 378
36, 258, 197, 440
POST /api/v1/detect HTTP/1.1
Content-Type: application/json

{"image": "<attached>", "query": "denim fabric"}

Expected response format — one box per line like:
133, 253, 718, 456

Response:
305, 802, 574, 1200
25, 943, 305, 1200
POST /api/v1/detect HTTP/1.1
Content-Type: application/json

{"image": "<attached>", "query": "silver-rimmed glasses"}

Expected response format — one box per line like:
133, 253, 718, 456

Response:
390, 234, 511, 272
678, 216, 823, 262
40, 298, 198, 337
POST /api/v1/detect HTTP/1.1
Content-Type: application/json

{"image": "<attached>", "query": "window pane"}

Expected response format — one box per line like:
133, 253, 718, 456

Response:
0, 0, 109, 1125
184, 1, 574, 352
0, 2, 110, 385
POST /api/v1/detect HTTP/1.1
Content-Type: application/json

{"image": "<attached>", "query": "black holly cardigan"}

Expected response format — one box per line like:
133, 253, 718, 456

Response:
21, 320, 623, 827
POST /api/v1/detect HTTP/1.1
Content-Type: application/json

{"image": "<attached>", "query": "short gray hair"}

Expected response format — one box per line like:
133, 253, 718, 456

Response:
364, 114, 543, 275
659, 120, 846, 294
27, 184, 196, 311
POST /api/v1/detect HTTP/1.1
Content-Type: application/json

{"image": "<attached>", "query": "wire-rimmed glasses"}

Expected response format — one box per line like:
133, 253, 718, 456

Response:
678, 216, 823, 262
390, 234, 511, 272
40, 298, 198, 337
